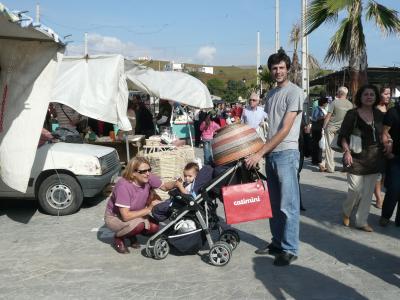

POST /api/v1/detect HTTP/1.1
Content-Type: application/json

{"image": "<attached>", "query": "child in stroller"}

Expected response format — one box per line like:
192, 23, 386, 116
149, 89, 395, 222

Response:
146, 159, 258, 266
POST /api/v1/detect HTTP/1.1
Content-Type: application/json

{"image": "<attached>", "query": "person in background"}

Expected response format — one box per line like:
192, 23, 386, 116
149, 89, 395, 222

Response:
126, 98, 138, 135
310, 95, 329, 166
104, 157, 177, 254
136, 101, 155, 138
339, 84, 384, 232
38, 127, 56, 147
320, 86, 353, 173
200, 111, 220, 165
156, 99, 172, 129
379, 99, 400, 227
87, 118, 114, 137
374, 86, 391, 208
246, 49, 304, 266
241, 92, 268, 130
53, 103, 82, 130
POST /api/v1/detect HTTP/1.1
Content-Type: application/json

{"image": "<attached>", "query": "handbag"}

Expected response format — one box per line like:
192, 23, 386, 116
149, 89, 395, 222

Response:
349, 115, 362, 154
222, 179, 272, 224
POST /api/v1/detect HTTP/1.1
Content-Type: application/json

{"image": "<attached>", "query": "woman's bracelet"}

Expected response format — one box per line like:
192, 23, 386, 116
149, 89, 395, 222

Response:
343, 149, 350, 154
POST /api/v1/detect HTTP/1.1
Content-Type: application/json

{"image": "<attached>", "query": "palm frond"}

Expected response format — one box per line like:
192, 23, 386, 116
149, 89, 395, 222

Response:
325, 0, 353, 13
324, 17, 352, 63
366, 1, 400, 36
289, 23, 301, 51
306, 0, 349, 34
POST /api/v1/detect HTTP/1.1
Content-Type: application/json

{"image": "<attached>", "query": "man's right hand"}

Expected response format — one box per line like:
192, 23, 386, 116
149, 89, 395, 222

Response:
245, 152, 263, 169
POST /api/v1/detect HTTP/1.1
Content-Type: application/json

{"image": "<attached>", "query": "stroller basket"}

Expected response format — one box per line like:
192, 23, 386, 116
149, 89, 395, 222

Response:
168, 229, 205, 254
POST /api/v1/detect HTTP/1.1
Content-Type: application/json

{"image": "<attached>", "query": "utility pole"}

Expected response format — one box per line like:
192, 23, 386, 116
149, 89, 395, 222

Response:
275, 0, 280, 52
256, 31, 260, 87
35, 3, 40, 23
84, 32, 88, 56
301, 0, 310, 108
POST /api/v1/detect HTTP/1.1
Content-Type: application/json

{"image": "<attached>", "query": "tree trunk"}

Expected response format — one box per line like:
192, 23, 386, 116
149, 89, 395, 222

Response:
349, 47, 368, 100
291, 52, 301, 87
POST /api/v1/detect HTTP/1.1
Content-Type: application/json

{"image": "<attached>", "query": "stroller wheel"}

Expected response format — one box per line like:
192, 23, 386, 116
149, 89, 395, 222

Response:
209, 241, 232, 266
145, 245, 154, 258
219, 229, 240, 250
153, 238, 170, 260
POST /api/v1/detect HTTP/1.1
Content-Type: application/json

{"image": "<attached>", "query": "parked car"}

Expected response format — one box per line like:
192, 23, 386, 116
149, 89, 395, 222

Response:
0, 142, 120, 215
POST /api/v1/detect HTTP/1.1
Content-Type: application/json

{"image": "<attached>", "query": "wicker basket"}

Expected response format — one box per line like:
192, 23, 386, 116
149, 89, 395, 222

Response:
144, 146, 195, 199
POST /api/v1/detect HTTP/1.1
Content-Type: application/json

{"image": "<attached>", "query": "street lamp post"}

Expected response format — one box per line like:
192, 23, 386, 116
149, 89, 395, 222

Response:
258, 65, 263, 96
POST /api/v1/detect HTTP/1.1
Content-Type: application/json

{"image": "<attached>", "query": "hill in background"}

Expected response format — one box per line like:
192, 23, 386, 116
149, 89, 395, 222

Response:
136, 59, 259, 86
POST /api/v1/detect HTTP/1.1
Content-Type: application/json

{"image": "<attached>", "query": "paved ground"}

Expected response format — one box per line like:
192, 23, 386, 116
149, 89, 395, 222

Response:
0, 150, 399, 299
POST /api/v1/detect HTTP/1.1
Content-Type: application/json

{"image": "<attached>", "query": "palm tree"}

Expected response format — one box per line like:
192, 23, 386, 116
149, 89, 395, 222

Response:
289, 23, 321, 87
289, 23, 302, 86
306, 0, 400, 97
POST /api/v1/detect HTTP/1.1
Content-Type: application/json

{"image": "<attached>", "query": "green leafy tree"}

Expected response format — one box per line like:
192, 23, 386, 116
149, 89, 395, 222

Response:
223, 80, 249, 103
207, 78, 225, 96
306, 0, 400, 97
259, 68, 275, 92
289, 23, 321, 87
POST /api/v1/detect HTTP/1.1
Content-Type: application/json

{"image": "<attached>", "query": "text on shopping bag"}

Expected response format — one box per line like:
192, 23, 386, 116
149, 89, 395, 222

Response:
222, 180, 272, 224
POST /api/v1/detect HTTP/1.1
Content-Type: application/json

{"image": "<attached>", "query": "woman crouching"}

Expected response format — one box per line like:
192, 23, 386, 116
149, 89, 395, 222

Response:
104, 157, 176, 253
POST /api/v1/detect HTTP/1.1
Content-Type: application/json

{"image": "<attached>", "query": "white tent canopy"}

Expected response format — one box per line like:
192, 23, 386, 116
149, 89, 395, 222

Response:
125, 62, 213, 109
0, 3, 64, 192
52, 55, 131, 131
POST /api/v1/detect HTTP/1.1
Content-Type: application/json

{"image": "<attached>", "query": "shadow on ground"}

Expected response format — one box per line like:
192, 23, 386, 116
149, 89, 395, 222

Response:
253, 256, 368, 299
299, 182, 400, 288
0, 198, 38, 224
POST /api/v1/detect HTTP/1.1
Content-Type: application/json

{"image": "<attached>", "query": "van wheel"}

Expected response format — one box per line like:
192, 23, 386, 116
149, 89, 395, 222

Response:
38, 174, 83, 215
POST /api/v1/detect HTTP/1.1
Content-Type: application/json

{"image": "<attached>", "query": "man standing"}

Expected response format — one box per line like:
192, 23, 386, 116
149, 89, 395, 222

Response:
246, 49, 304, 266
241, 92, 268, 130
319, 86, 353, 172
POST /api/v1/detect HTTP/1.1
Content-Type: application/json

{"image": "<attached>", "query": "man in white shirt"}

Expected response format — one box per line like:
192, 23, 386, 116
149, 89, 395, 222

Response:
241, 92, 268, 130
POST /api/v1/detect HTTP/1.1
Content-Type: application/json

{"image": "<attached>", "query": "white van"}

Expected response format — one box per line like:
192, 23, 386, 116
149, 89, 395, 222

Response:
0, 142, 120, 215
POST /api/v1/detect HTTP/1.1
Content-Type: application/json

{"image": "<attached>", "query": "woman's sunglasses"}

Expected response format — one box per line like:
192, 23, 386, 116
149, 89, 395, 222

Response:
136, 168, 152, 174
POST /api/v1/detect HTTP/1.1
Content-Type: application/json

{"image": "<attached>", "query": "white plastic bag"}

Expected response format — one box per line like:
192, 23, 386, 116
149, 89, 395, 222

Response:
319, 130, 326, 150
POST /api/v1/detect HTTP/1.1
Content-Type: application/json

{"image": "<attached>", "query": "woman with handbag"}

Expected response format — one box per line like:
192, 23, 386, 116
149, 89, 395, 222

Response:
310, 96, 329, 165
338, 84, 385, 232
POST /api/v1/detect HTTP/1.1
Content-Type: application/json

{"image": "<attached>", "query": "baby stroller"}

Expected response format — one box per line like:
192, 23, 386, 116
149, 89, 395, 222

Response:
145, 159, 261, 266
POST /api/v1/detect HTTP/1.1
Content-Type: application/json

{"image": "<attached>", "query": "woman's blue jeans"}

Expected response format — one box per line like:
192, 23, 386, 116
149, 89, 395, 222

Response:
266, 149, 300, 256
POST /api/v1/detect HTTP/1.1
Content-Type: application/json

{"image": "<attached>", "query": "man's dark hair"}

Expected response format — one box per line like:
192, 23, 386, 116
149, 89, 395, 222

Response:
267, 48, 291, 71
354, 84, 380, 108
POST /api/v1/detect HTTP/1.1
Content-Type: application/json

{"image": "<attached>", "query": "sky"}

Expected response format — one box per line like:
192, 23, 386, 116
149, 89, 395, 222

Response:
5, 0, 400, 70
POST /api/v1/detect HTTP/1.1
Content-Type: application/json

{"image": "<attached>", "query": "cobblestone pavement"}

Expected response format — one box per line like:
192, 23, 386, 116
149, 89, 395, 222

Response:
0, 151, 399, 299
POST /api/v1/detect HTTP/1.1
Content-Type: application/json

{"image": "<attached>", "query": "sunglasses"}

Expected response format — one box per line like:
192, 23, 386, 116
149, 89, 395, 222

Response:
136, 168, 152, 174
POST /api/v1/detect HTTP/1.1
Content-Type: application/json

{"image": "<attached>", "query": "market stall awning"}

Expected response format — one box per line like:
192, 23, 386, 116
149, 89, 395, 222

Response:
125, 61, 213, 109
0, 3, 64, 193
52, 55, 131, 131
